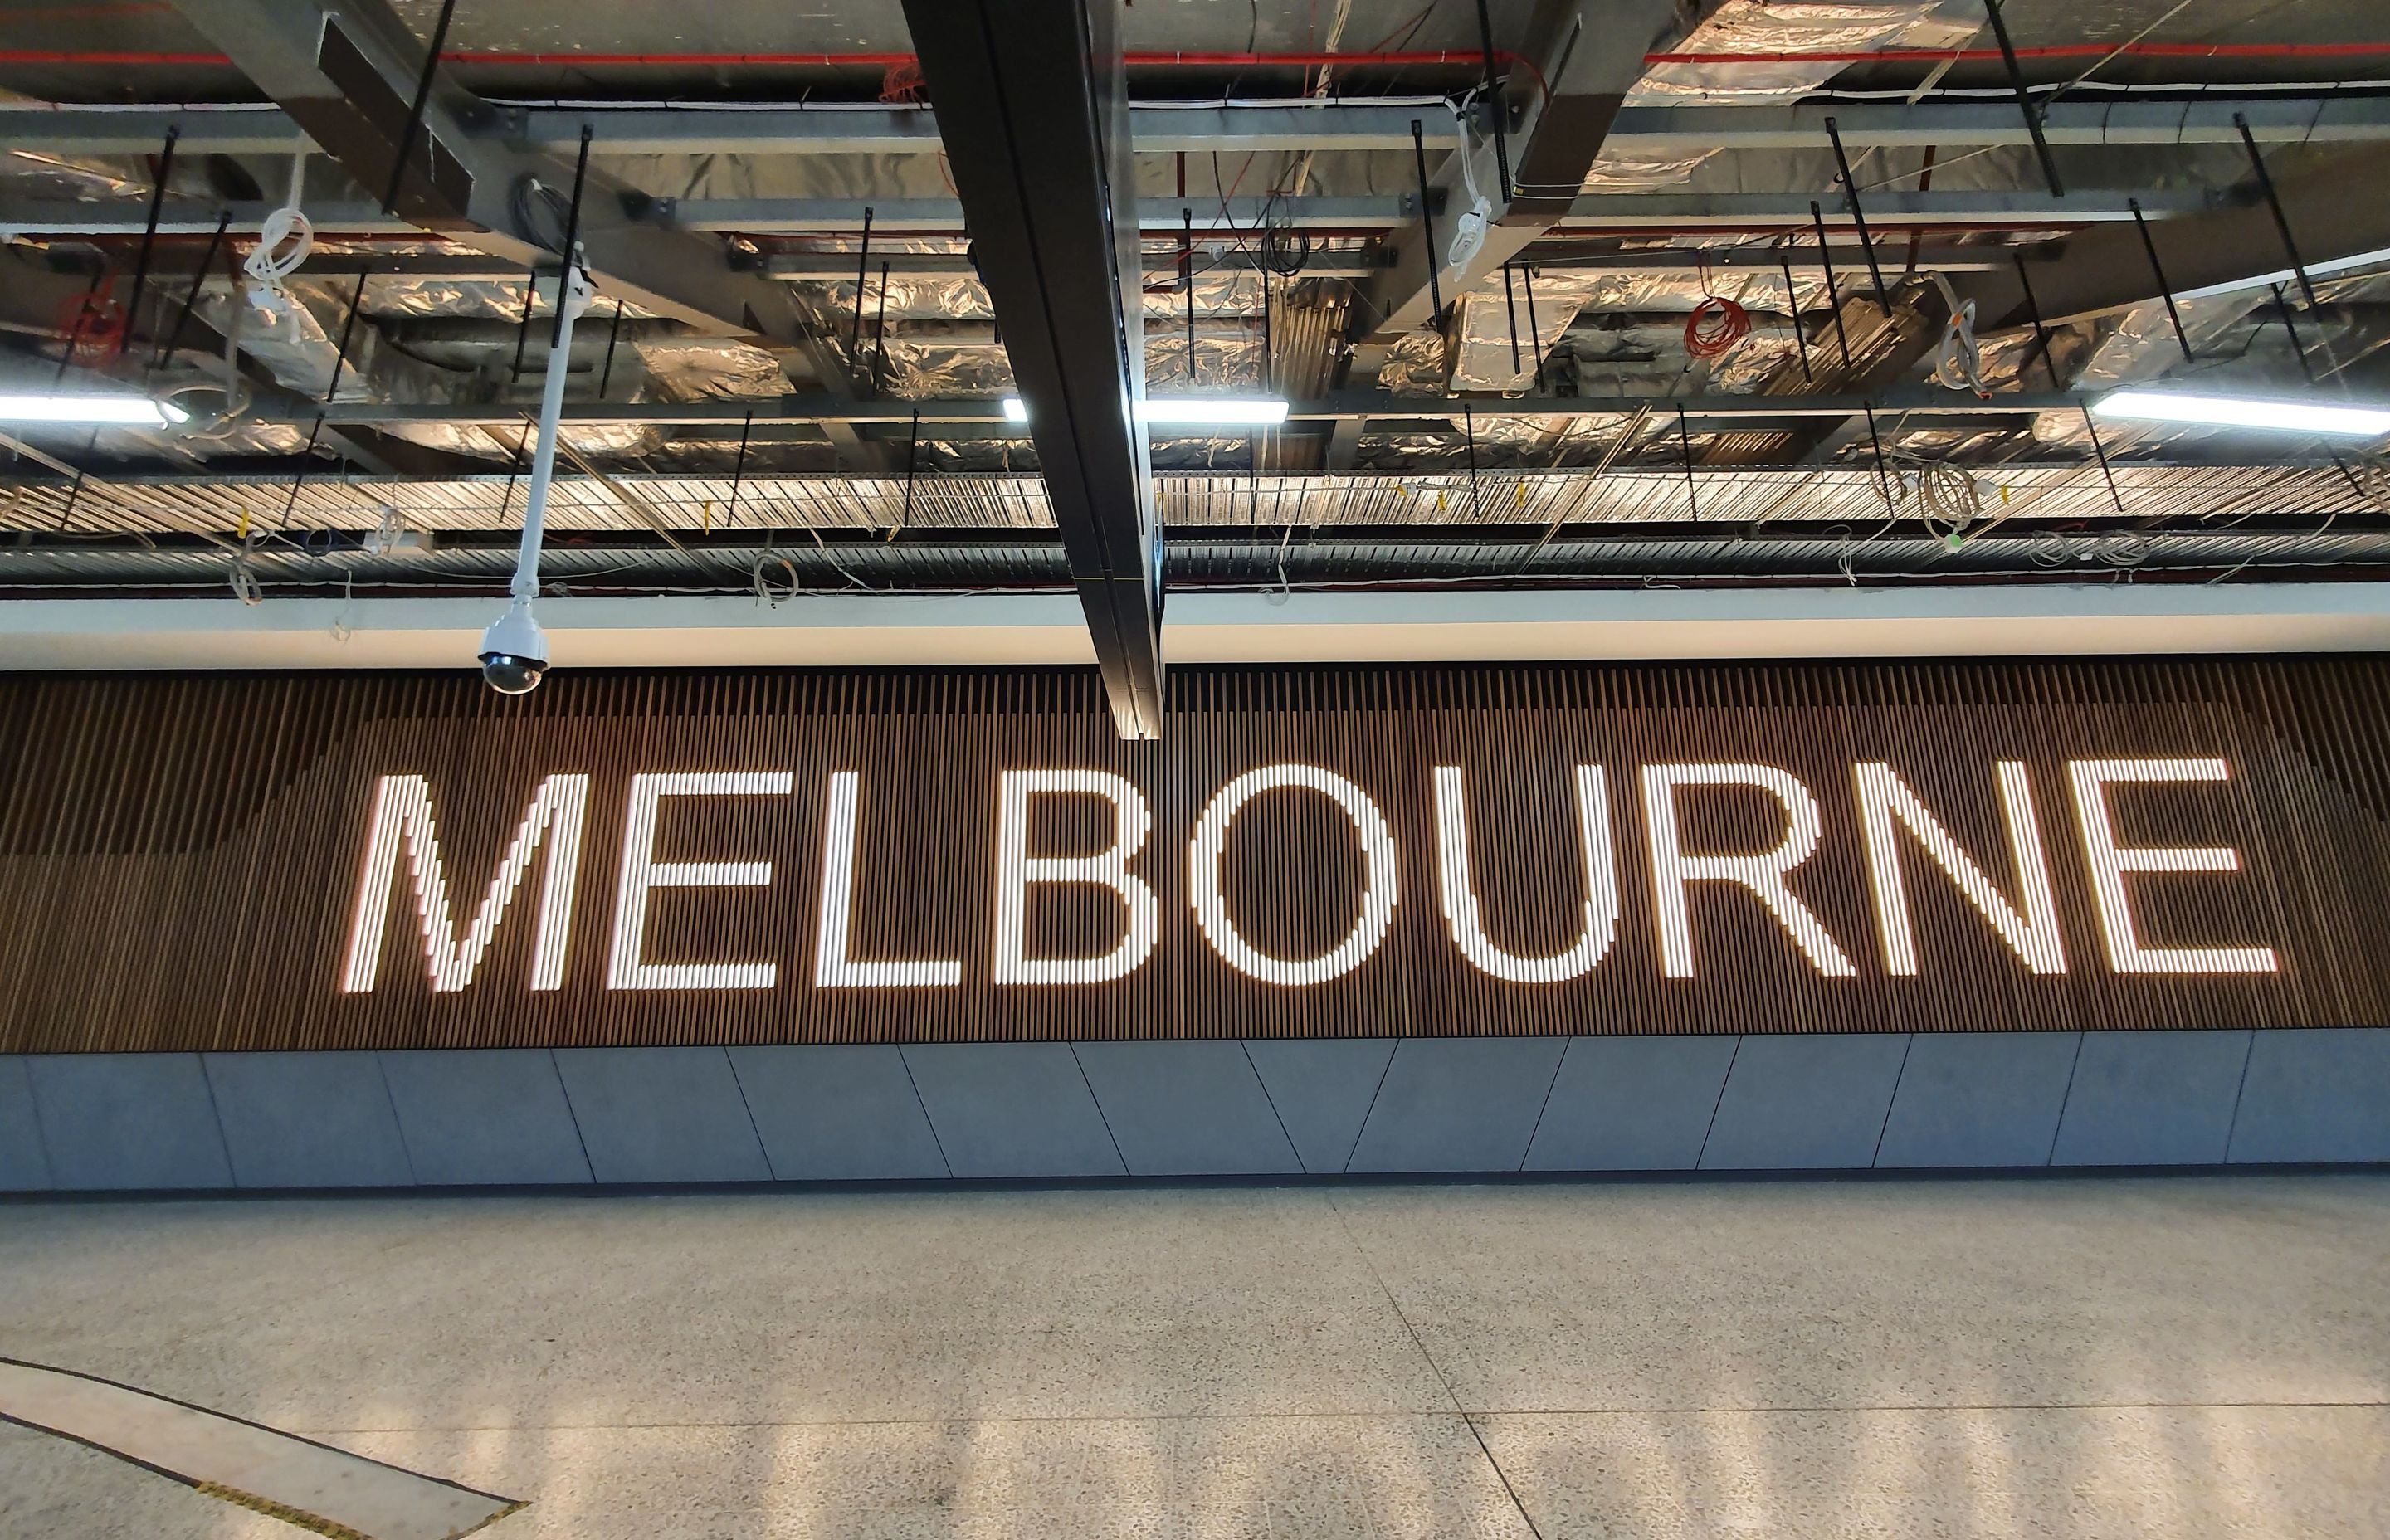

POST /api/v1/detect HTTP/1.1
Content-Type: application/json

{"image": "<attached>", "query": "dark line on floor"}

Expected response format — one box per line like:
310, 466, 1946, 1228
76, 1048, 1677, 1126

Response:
1324, 1193, 1547, 1540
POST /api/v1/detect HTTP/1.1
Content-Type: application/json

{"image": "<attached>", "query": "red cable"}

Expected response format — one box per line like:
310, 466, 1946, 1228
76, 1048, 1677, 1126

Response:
1684, 296, 1749, 360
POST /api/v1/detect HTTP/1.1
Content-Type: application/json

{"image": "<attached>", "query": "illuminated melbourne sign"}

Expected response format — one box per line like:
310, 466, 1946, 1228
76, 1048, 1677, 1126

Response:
339, 755, 2281, 1001
1, 660, 2382, 1055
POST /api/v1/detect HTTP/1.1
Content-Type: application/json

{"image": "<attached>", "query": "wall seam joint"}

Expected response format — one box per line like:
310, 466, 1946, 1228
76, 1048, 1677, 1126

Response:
1869, 1034, 1918, 1170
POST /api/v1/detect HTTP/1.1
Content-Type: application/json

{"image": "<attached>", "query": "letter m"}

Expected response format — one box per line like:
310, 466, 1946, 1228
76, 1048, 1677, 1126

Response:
340, 774, 591, 993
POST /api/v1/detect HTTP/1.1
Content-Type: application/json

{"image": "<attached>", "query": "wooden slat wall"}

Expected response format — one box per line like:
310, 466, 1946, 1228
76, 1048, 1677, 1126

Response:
2, 657, 2386, 1054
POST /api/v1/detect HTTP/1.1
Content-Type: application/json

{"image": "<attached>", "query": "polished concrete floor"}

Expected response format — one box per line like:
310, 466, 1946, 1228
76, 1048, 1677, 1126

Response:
2, 1176, 2385, 1538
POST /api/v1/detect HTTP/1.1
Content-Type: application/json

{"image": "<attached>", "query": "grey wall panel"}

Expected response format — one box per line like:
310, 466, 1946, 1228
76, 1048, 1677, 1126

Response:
25, 1054, 232, 1190
901, 1043, 1125, 1179
1072, 1040, 1301, 1177
0, 1056, 50, 1191
553, 1047, 771, 1184
379, 1050, 593, 1186
2228, 1028, 2390, 1163
2051, 1030, 2251, 1167
728, 1045, 949, 1181
1347, 1037, 1568, 1174
1876, 1032, 2081, 1169
1243, 1038, 1396, 1174
203, 1052, 414, 1189
1524, 1036, 1739, 1172
1700, 1034, 1910, 1171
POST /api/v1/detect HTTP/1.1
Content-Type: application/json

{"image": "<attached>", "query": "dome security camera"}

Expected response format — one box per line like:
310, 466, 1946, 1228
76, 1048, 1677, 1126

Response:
478, 597, 549, 696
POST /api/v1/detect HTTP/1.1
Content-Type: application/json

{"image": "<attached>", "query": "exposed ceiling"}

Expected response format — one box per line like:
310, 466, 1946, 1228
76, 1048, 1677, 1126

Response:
2, 0, 2388, 704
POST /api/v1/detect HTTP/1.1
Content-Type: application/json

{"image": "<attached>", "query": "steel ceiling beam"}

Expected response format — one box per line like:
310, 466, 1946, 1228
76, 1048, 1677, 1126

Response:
1600, 96, 2390, 154
163, 0, 806, 346
0, 188, 2214, 242
898, 0, 1163, 739
1554, 188, 2209, 229
1350, 0, 1695, 360
22, 94, 2390, 160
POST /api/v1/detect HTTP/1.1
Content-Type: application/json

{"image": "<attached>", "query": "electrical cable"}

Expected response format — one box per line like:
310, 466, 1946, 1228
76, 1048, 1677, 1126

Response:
1683, 263, 1750, 361
750, 549, 800, 606
1923, 271, 1987, 395
1912, 459, 1986, 548
242, 154, 313, 321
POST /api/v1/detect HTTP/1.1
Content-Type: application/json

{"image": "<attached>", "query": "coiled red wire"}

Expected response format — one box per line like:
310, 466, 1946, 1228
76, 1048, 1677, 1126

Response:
1685, 293, 1751, 360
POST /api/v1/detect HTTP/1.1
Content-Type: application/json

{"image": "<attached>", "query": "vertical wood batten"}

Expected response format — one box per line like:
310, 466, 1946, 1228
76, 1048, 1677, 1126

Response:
0, 658, 2383, 1053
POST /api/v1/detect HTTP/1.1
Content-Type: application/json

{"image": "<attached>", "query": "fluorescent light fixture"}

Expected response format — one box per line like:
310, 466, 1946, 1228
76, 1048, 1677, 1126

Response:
997, 395, 1290, 427
0, 392, 187, 426
1138, 397, 1290, 426
2091, 389, 2390, 439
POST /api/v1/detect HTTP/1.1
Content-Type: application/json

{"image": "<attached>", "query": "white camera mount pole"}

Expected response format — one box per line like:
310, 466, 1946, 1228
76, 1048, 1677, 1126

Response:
509, 251, 592, 607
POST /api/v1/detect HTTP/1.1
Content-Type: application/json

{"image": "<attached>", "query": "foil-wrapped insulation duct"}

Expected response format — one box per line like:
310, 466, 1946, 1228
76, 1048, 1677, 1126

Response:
0, 148, 213, 202
1378, 331, 1453, 397
338, 274, 664, 324
379, 419, 670, 461
186, 280, 378, 402
633, 340, 789, 402
1450, 266, 1828, 392
1585, 1, 1988, 191
1147, 329, 1271, 393
1268, 285, 1352, 398
2032, 280, 2390, 455
868, 341, 1014, 398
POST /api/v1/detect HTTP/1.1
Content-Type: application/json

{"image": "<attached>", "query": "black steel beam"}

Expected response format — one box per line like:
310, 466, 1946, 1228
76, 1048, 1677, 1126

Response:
168, 0, 804, 345
900, 0, 1163, 738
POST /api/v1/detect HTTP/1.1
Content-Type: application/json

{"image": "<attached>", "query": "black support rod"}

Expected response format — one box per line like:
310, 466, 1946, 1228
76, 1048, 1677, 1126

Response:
154, 208, 230, 368
549, 124, 594, 348
902, 0, 1164, 738
849, 207, 873, 360
1676, 406, 1700, 521
2129, 197, 2194, 363
1778, 245, 1814, 382
1810, 201, 1856, 371
1502, 263, 1524, 375
1410, 119, 1446, 324
1983, 0, 2063, 197
2013, 254, 2062, 390
1470, 0, 1512, 203
1823, 118, 1891, 312
2236, 112, 2320, 309
871, 258, 891, 398
1520, 265, 1545, 392
598, 301, 627, 399
120, 124, 178, 358
380, 0, 461, 214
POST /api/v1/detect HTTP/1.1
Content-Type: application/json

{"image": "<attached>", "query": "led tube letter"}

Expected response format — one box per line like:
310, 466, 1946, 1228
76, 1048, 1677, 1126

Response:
1640, 763, 1859, 979
2068, 758, 2279, 974
992, 770, 1158, 986
606, 771, 793, 991
813, 770, 963, 987
1188, 764, 1399, 986
1856, 762, 2066, 975
341, 772, 590, 993
1432, 765, 1620, 982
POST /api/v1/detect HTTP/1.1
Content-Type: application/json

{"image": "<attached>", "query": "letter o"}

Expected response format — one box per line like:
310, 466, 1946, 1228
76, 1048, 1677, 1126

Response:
1188, 764, 1399, 986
